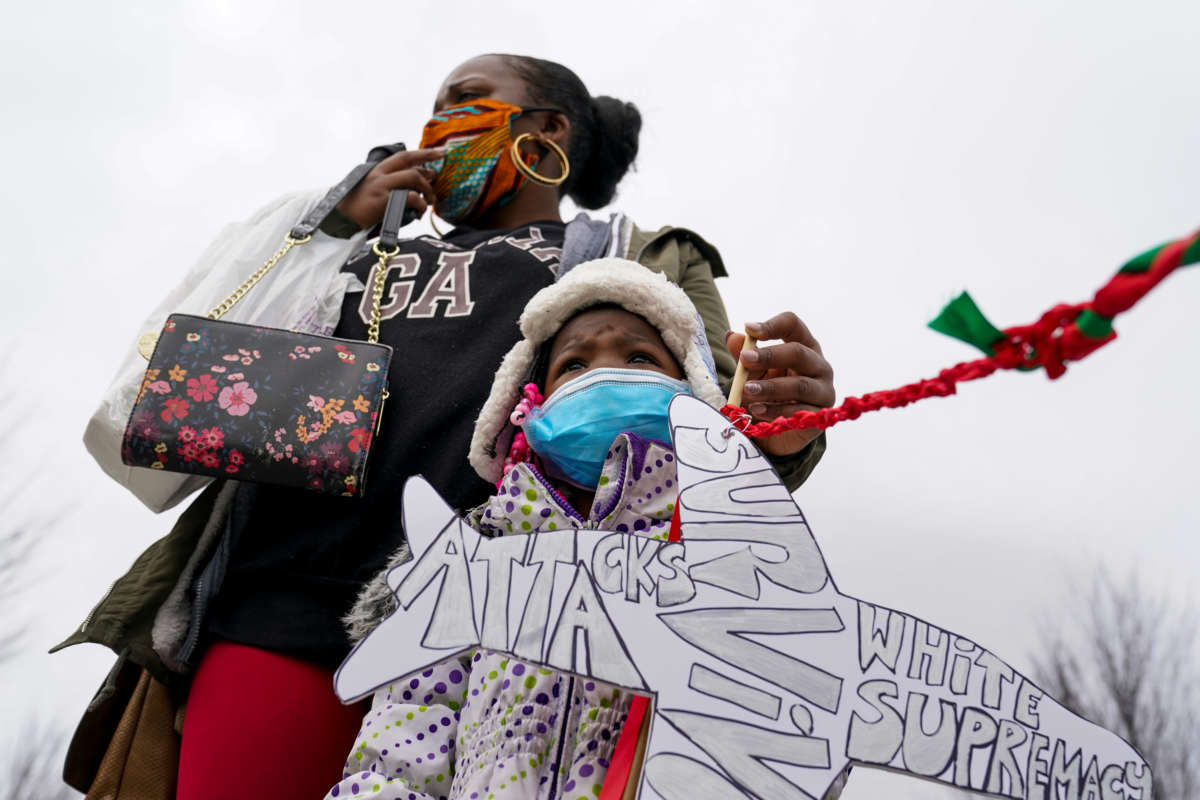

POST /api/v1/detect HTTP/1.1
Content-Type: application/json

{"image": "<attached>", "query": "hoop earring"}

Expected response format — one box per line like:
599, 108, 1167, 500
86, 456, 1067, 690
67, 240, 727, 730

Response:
510, 133, 570, 187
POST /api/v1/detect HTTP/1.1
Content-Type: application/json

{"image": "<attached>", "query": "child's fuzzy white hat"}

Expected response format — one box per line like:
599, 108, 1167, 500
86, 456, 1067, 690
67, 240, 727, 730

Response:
468, 258, 726, 483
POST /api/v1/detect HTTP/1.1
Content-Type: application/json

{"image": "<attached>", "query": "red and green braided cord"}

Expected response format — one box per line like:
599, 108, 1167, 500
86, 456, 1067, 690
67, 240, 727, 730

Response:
723, 229, 1200, 438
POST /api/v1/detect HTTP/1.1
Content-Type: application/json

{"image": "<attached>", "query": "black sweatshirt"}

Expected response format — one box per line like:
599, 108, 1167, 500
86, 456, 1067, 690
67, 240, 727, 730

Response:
207, 221, 565, 664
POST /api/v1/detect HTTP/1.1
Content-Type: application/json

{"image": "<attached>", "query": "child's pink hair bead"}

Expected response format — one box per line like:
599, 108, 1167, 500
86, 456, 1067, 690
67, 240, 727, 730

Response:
499, 383, 544, 485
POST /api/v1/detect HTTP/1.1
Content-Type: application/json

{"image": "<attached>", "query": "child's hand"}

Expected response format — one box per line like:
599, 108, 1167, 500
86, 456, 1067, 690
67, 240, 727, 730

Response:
725, 312, 836, 456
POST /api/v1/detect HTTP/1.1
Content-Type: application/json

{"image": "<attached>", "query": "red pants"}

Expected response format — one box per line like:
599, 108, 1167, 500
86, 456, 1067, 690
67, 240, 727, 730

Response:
177, 640, 367, 799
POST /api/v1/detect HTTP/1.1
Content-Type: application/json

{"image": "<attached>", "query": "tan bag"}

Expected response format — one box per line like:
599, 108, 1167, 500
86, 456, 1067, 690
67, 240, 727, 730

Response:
84, 669, 179, 800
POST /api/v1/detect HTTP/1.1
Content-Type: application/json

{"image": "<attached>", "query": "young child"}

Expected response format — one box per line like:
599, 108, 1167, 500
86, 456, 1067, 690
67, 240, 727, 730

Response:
325, 259, 726, 800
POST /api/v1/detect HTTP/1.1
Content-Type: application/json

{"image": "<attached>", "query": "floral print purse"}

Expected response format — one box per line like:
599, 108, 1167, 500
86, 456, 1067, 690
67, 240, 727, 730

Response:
123, 313, 391, 496
122, 187, 412, 497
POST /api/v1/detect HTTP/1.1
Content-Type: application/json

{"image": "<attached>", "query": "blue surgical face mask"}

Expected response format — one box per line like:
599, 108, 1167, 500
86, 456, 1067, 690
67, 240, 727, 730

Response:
522, 368, 692, 489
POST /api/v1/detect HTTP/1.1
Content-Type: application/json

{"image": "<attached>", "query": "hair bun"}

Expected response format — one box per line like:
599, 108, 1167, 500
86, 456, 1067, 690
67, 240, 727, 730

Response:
500, 55, 643, 210
569, 96, 642, 209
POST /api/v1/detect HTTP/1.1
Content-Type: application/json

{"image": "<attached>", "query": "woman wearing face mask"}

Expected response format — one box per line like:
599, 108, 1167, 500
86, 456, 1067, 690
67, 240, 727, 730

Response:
59, 55, 836, 800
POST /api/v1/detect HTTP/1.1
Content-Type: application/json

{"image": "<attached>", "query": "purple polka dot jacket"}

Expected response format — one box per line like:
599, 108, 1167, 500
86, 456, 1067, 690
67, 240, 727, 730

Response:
324, 433, 676, 800
469, 433, 677, 540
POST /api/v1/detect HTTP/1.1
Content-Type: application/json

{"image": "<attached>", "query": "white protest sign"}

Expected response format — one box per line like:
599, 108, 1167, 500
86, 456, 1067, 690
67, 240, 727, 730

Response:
335, 395, 1152, 800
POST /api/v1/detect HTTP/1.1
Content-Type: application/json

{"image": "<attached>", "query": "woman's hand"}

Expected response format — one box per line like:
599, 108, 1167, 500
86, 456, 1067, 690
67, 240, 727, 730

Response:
336, 147, 446, 230
725, 312, 836, 457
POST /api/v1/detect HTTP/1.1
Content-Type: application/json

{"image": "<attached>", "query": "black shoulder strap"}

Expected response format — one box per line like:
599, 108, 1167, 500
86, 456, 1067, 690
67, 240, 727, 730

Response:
288, 142, 407, 239
378, 189, 410, 250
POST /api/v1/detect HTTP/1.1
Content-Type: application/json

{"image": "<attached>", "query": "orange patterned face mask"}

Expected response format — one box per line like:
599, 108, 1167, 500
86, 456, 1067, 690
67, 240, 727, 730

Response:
418, 99, 549, 224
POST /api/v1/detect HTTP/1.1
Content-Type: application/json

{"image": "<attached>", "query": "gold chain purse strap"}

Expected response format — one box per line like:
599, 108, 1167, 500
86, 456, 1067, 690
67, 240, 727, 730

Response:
135, 148, 414, 358
207, 223, 402, 341
366, 241, 397, 343
137, 233, 313, 359
367, 238, 399, 431
362, 189, 415, 428
205, 189, 410, 343
136, 197, 418, 360
207, 233, 313, 321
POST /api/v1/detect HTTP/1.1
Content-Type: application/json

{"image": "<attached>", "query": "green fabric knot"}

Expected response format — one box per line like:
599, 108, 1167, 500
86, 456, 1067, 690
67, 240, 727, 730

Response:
1117, 243, 1164, 275
928, 292, 1006, 355
1183, 235, 1200, 268
1075, 309, 1114, 340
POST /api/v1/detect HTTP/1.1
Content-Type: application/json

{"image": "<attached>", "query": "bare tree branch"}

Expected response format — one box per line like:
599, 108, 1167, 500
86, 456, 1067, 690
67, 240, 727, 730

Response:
0, 524, 35, 662
0, 718, 81, 799
0, 364, 83, 797
0, 359, 36, 662
1032, 566, 1200, 800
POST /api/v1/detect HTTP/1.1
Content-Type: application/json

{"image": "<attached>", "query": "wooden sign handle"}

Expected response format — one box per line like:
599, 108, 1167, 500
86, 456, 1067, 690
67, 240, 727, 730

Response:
726, 330, 758, 407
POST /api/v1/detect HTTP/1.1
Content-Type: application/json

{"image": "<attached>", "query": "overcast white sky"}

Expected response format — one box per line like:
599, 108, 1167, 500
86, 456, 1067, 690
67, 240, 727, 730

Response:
2, 2, 1198, 797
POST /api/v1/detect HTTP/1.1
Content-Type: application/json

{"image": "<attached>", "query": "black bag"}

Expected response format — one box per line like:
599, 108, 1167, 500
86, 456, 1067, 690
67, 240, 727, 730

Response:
122, 153, 416, 497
